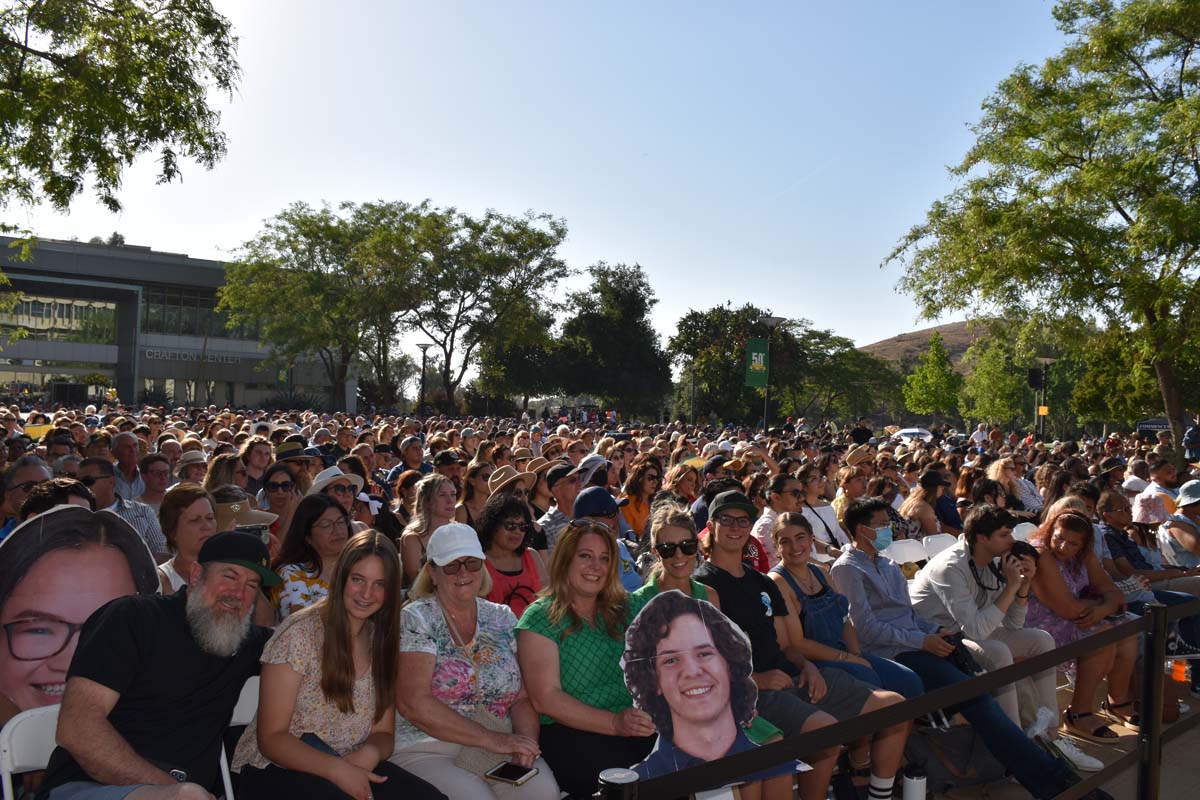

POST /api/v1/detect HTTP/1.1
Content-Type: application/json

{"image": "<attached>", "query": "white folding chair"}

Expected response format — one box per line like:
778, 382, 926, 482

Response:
0, 704, 60, 800
219, 677, 260, 800
923, 533, 957, 560
882, 538, 928, 566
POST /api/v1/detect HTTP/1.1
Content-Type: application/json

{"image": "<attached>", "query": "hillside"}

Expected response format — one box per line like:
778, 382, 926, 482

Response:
859, 321, 980, 371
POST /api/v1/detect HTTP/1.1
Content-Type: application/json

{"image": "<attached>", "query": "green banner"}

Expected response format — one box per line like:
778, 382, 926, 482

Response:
745, 337, 768, 387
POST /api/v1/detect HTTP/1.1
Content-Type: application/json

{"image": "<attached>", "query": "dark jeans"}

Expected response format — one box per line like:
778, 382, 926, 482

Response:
538, 723, 654, 799
238, 760, 445, 800
814, 653, 924, 699
895, 649, 1074, 800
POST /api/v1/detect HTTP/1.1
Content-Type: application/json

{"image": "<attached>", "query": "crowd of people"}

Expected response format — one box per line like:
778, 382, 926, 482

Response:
1, 404, 1198, 799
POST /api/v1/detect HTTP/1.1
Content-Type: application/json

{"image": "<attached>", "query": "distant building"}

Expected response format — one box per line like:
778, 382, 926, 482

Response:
0, 237, 343, 408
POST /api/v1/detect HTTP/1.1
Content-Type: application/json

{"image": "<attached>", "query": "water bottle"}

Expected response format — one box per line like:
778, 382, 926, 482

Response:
903, 763, 927, 800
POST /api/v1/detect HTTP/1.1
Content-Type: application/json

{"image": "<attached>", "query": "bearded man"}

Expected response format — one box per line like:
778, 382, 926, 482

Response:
39, 530, 279, 800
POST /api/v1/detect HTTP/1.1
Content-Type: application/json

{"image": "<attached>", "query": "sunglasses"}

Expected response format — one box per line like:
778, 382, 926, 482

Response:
655, 539, 699, 558
441, 557, 484, 575
265, 481, 295, 493
78, 475, 109, 487
325, 483, 354, 496
500, 520, 528, 532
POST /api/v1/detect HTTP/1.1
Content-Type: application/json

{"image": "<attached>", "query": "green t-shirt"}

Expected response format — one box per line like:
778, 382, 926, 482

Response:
629, 576, 710, 607
516, 595, 637, 724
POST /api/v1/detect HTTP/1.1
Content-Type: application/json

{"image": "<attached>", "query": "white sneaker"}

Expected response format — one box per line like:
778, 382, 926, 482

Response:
1047, 735, 1104, 772
1025, 706, 1058, 739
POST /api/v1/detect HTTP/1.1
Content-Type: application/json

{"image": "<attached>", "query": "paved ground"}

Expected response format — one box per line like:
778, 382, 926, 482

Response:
941, 676, 1200, 799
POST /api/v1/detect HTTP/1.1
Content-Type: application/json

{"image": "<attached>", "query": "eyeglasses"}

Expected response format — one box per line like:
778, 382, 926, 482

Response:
265, 481, 295, 493
145, 468, 171, 478
325, 483, 354, 496
655, 539, 699, 558
7, 480, 39, 494
500, 520, 527, 532
78, 475, 110, 487
311, 517, 350, 532
441, 557, 484, 575
715, 515, 753, 529
3, 619, 83, 661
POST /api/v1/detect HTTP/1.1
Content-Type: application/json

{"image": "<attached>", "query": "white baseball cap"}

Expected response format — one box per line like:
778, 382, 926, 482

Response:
426, 523, 485, 566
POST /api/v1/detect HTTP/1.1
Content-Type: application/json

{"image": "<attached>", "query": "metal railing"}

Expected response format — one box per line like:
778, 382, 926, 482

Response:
596, 598, 1200, 800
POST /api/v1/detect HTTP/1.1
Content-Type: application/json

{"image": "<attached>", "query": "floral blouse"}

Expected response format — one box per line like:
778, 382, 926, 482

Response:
231, 608, 377, 771
395, 597, 522, 750
273, 563, 329, 619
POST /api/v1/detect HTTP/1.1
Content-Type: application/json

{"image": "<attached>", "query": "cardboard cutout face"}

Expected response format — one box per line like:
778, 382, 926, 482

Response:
623, 590, 803, 785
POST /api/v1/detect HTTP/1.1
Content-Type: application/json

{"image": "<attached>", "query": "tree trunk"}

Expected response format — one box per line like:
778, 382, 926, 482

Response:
1154, 357, 1187, 469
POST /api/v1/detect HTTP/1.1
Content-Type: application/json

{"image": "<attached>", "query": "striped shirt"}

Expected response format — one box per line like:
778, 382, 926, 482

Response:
110, 497, 168, 556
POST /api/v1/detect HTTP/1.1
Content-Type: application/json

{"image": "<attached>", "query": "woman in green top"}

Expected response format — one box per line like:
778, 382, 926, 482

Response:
630, 503, 721, 609
516, 520, 655, 798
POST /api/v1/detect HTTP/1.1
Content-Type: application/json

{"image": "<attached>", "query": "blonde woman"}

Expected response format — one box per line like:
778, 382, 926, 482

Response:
400, 474, 458, 585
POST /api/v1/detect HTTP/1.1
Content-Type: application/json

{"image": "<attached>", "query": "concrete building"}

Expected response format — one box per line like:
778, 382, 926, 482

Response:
0, 236, 342, 408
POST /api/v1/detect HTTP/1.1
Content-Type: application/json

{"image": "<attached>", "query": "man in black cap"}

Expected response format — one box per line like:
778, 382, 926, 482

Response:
432, 448, 465, 493
40, 531, 280, 800
536, 462, 582, 553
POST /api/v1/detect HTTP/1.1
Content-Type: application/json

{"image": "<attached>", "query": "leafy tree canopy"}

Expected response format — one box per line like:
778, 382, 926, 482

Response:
902, 331, 963, 418
0, 0, 239, 214
887, 0, 1200, 445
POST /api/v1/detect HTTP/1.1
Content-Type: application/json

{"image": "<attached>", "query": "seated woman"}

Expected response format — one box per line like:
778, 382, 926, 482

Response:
401, 474, 459, 588
262, 461, 304, 542
767, 513, 922, 699
391, 523, 559, 799
479, 494, 548, 617
455, 461, 495, 530
157, 484, 217, 594
796, 463, 850, 557
1158, 480, 1200, 569
629, 503, 720, 608
516, 521, 656, 798
1025, 509, 1139, 741
272, 495, 352, 619
897, 471, 944, 540
233, 531, 444, 800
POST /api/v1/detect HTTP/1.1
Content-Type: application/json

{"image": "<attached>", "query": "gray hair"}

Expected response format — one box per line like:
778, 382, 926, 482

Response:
6, 455, 50, 487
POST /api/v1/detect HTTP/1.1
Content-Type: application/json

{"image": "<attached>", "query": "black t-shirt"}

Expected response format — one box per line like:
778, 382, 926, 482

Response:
694, 561, 796, 676
39, 590, 271, 796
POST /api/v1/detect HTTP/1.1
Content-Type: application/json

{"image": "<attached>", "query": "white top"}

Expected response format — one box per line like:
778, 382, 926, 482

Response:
156, 558, 186, 592
801, 503, 851, 547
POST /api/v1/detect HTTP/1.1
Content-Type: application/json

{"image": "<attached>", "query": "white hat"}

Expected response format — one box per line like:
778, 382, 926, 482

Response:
1179, 480, 1200, 509
576, 453, 608, 485
1121, 476, 1149, 493
426, 523, 485, 566
307, 465, 365, 496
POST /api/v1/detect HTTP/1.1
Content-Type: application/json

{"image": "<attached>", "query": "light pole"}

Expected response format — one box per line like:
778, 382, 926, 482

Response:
759, 316, 786, 431
416, 343, 432, 415
1035, 357, 1056, 441
689, 358, 696, 426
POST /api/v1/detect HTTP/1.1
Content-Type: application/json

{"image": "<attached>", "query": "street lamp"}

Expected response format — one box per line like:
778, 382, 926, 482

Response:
759, 316, 786, 431
416, 343, 432, 415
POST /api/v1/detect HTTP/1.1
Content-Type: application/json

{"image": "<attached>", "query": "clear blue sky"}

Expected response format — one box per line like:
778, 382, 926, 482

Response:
17, 0, 1068, 348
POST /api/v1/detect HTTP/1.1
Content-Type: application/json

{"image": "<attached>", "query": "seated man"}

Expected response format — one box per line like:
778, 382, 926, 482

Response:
909, 504, 1101, 773
695, 490, 909, 800
831, 497, 1112, 800
38, 530, 280, 800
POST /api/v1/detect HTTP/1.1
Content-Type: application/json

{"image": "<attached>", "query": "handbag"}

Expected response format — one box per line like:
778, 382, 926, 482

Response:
453, 705, 512, 775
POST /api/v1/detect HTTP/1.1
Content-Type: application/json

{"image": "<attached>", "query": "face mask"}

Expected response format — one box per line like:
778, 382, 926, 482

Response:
873, 525, 894, 551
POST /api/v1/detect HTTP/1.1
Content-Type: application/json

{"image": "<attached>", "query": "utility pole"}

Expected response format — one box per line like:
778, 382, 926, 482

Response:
1035, 357, 1056, 440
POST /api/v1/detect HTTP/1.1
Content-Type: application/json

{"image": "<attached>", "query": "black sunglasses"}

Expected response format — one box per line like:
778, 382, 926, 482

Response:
265, 481, 295, 492
655, 539, 700, 558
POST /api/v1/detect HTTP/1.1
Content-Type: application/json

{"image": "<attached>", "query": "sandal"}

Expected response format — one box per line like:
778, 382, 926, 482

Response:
1102, 699, 1141, 731
1062, 708, 1121, 743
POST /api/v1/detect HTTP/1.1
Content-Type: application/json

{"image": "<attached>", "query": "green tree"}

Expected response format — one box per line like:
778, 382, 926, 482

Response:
958, 336, 1028, 426
557, 263, 673, 416
887, 0, 1200, 450
405, 208, 569, 409
668, 303, 769, 423
0, 0, 239, 215
902, 332, 963, 420
476, 303, 558, 410
218, 201, 423, 410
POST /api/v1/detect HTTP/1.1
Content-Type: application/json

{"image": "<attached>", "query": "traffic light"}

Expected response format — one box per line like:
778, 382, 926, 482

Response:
1027, 368, 1044, 390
